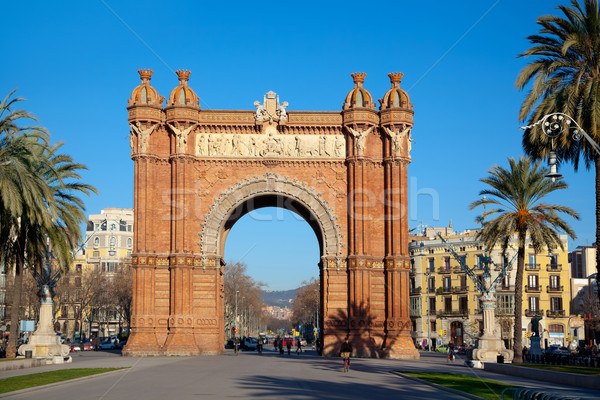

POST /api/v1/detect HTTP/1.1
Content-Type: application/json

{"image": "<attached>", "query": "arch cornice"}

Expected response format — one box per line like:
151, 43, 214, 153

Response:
200, 172, 344, 258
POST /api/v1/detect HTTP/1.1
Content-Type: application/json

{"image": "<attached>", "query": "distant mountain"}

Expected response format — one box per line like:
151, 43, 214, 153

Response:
261, 288, 298, 307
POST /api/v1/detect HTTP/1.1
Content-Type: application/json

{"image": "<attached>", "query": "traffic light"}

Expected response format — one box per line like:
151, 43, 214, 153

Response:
442, 330, 447, 336
525, 332, 531, 338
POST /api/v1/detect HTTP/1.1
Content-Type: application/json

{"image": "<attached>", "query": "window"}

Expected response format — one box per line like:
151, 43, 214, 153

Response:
527, 254, 536, 269
459, 247, 466, 252
75, 277, 81, 287
497, 295, 515, 314
444, 257, 450, 270
528, 274, 538, 289
409, 297, 421, 316
502, 273, 510, 289
110, 237, 116, 249
110, 223, 116, 231
444, 297, 452, 312
86, 220, 94, 231
93, 250, 100, 257
61, 305, 68, 317
502, 254, 509, 267
75, 264, 82, 273
529, 296, 539, 312
430, 320, 436, 332
120, 220, 127, 231
428, 258, 435, 273
127, 224, 132, 232
549, 275, 560, 289
443, 276, 451, 290
428, 277, 435, 292
127, 238, 132, 248
551, 297, 563, 312
94, 237, 99, 247
127, 251, 132, 257
459, 296, 468, 312
476, 255, 484, 269
429, 297, 436, 313
549, 255, 559, 270
93, 264, 99, 273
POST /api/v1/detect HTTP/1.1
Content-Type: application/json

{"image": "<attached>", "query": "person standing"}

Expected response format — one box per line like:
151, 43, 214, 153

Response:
233, 337, 240, 355
286, 338, 292, 355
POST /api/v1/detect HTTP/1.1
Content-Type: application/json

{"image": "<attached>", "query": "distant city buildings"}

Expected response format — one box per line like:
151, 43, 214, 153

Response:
409, 225, 572, 350
265, 305, 292, 320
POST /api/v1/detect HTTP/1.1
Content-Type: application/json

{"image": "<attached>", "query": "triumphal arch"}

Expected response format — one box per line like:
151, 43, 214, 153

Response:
123, 69, 418, 359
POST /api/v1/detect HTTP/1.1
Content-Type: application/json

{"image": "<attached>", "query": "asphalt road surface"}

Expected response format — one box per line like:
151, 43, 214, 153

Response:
1, 348, 598, 399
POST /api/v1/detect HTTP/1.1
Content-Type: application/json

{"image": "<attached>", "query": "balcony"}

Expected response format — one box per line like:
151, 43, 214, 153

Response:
437, 309, 469, 317
525, 309, 543, 317
438, 267, 452, 274
546, 264, 562, 272
428, 287, 436, 294
525, 263, 540, 271
410, 287, 422, 296
453, 286, 468, 294
546, 309, 565, 318
525, 285, 541, 293
498, 285, 515, 292
546, 285, 564, 293
496, 307, 515, 316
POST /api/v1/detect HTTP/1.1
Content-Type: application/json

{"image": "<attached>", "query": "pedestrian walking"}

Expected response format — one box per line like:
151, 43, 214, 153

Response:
278, 339, 284, 355
286, 338, 292, 355
296, 339, 302, 355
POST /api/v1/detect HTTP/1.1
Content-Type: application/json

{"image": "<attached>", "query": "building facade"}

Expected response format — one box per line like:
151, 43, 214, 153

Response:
409, 228, 571, 350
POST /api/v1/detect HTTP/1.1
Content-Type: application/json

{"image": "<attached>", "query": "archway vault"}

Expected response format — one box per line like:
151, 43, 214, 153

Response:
201, 172, 343, 259
123, 70, 419, 359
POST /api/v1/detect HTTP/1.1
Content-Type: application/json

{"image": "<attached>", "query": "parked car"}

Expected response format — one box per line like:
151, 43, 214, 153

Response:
242, 337, 258, 351
99, 340, 116, 350
69, 340, 82, 352
544, 345, 569, 355
81, 341, 94, 351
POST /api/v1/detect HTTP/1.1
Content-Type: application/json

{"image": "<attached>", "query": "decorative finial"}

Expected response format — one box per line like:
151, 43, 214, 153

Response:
388, 72, 403, 84
138, 69, 154, 82
176, 70, 192, 83
351, 72, 366, 85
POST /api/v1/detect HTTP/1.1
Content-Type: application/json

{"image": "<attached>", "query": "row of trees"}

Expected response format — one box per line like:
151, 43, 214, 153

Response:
0, 90, 95, 356
6, 265, 132, 339
223, 262, 268, 337
290, 278, 319, 334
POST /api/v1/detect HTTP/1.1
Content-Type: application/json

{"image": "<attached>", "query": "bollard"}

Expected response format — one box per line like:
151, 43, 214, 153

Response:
25, 350, 32, 359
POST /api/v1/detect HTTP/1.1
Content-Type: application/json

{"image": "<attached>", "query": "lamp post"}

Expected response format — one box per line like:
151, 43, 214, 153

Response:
419, 241, 431, 352
235, 290, 239, 338
520, 112, 600, 181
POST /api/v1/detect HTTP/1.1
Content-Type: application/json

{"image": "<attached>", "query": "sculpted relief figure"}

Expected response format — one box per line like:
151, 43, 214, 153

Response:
384, 125, 411, 156
278, 101, 288, 122
168, 123, 197, 153
335, 135, 346, 157
347, 126, 373, 156
254, 101, 267, 122
197, 134, 208, 156
130, 122, 158, 153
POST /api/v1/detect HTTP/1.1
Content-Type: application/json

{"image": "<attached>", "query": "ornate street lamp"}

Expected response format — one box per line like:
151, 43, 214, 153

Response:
521, 113, 600, 180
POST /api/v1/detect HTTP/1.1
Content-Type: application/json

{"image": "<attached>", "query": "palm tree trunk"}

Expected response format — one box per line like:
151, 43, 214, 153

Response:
6, 255, 24, 358
594, 155, 600, 299
512, 235, 526, 364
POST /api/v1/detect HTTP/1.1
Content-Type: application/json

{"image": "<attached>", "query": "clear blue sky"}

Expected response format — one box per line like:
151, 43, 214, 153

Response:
1, 1, 595, 290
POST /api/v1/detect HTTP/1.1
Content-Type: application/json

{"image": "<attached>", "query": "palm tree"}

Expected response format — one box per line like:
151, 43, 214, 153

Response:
0, 90, 96, 357
516, 0, 600, 300
470, 157, 578, 364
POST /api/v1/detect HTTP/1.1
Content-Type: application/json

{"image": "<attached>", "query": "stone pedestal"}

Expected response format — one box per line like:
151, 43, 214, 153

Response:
18, 286, 70, 359
530, 336, 542, 358
470, 299, 513, 363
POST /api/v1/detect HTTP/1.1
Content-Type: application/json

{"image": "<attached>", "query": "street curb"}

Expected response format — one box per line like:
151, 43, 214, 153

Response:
391, 371, 486, 400
0, 368, 129, 398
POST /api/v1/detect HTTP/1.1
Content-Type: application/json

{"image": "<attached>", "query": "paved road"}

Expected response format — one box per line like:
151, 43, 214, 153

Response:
1, 349, 598, 399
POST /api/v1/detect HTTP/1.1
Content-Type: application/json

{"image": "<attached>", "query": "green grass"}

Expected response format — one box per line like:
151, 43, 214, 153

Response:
0, 368, 126, 393
396, 371, 518, 400
516, 364, 600, 375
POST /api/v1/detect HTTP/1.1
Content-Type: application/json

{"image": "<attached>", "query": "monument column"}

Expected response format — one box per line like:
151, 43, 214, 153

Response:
124, 69, 167, 355
380, 72, 418, 358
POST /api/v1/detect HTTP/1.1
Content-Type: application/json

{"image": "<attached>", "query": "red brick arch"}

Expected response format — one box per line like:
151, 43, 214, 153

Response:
122, 70, 418, 359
